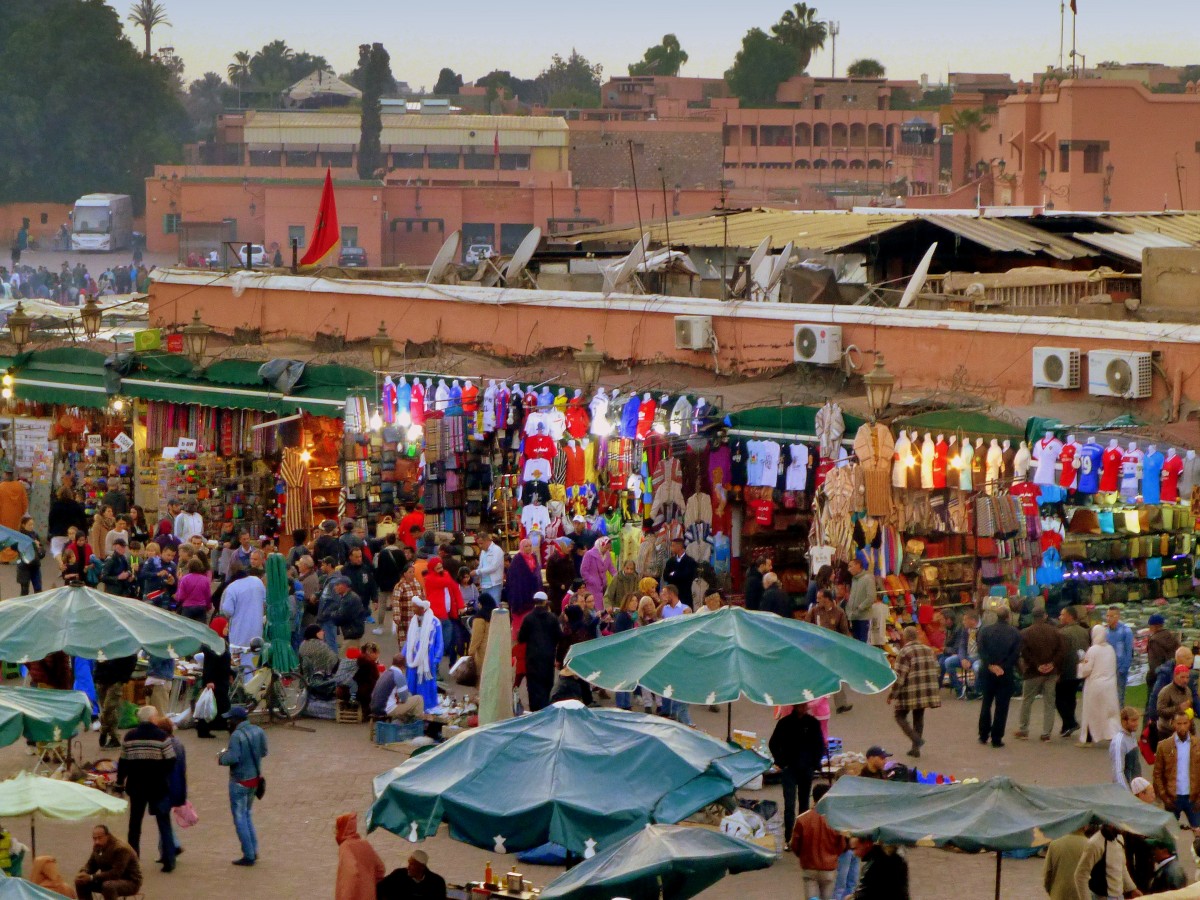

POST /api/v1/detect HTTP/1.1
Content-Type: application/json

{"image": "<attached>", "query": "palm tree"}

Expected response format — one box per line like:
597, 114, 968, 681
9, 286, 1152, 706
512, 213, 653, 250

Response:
949, 108, 992, 185
771, 3, 828, 75
250, 40, 297, 97
127, 0, 170, 58
228, 50, 251, 108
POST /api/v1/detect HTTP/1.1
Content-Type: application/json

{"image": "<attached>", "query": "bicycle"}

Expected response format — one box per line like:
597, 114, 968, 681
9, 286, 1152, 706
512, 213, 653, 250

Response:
228, 639, 308, 722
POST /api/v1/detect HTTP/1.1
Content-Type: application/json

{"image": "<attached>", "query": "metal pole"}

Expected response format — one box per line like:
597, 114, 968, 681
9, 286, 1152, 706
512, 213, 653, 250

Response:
994, 850, 1002, 900
291, 238, 298, 273
243, 242, 252, 271
660, 173, 672, 255
1058, 1, 1065, 72
628, 141, 645, 243
726, 702, 733, 742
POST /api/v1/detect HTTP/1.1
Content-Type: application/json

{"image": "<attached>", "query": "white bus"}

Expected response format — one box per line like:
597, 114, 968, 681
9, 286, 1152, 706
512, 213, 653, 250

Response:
71, 193, 133, 252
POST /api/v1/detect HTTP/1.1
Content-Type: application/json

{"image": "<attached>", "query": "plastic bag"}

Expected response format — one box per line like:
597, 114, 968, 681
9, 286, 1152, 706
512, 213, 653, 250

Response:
194, 687, 217, 722
172, 801, 199, 829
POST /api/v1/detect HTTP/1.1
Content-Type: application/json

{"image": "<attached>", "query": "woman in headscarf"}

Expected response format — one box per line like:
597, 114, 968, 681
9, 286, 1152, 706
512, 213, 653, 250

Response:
604, 559, 641, 611
334, 812, 384, 900
196, 616, 232, 738
467, 593, 496, 679
422, 559, 464, 665
30, 855, 76, 897
299, 624, 339, 681
1078, 623, 1121, 744
580, 537, 616, 613
505, 538, 543, 637
544, 537, 577, 611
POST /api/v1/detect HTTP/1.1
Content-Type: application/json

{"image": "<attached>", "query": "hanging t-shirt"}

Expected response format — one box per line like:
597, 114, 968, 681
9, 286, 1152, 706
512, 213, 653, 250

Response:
932, 439, 949, 489
1162, 452, 1185, 502
520, 503, 551, 535
785, 444, 809, 491
589, 391, 610, 437
1076, 443, 1103, 494
1031, 437, 1063, 486
986, 442, 1004, 488
920, 436, 935, 489
958, 441, 974, 491
1013, 443, 1032, 481
711, 532, 731, 574
620, 396, 641, 440
892, 433, 911, 489
635, 397, 657, 440
565, 397, 590, 439
409, 381, 426, 426
745, 441, 763, 487
757, 441, 782, 488
1010, 481, 1043, 517
1180, 453, 1200, 497
1142, 450, 1165, 504
1058, 442, 1080, 490
1120, 447, 1144, 501
1099, 445, 1123, 492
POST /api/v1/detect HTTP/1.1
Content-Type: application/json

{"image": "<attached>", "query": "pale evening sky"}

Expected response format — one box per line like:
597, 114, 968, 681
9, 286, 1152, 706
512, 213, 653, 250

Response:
116, 0, 1197, 91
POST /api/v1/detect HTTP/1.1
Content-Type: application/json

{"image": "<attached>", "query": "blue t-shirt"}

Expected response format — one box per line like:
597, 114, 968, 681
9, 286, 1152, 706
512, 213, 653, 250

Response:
1077, 443, 1103, 494
1143, 451, 1164, 504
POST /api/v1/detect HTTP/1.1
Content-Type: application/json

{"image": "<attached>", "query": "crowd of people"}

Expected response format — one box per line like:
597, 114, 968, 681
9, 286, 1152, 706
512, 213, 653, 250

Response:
0, 259, 151, 303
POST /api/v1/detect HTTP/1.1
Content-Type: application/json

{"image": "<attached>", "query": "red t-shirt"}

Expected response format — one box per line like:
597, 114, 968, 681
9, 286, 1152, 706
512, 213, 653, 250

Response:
1099, 446, 1123, 492
932, 440, 949, 489
1162, 452, 1185, 502
1058, 443, 1078, 489
1010, 481, 1042, 517
523, 433, 556, 462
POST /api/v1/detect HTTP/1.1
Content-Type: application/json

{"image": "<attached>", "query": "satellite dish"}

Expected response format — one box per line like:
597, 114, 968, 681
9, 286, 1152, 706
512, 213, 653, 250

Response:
501, 227, 542, 287
747, 235, 772, 277
733, 236, 772, 296
897, 242, 938, 309
765, 241, 796, 292
602, 233, 650, 298
425, 231, 462, 285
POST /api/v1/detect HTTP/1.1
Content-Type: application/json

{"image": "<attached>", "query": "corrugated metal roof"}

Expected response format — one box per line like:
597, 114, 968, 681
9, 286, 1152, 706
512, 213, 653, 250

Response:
1087, 213, 1200, 245
243, 111, 568, 149
573, 209, 910, 253
924, 216, 1096, 260
1071, 231, 1190, 262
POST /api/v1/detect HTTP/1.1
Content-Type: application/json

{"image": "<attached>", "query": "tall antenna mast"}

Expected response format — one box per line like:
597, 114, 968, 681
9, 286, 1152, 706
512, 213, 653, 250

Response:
827, 21, 840, 78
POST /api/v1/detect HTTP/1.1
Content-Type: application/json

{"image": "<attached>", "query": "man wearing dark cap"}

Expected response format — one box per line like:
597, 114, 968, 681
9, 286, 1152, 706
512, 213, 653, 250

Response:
100, 538, 135, 597
377, 848, 447, 899
1146, 614, 1181, 686
313, 520, 344, 566
218, 706, 268, 867
858, 746, 891, 779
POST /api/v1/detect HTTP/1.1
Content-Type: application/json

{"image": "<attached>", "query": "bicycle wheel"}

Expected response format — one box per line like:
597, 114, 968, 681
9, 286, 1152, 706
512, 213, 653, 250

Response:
271, 671, 308, 720
229, 680, 258, 715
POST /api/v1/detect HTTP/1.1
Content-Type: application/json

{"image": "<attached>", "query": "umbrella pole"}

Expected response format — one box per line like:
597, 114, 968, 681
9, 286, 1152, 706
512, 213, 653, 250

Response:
994, 850, 1001, 900
29, 815, 35, 858
726, 702, 732, 743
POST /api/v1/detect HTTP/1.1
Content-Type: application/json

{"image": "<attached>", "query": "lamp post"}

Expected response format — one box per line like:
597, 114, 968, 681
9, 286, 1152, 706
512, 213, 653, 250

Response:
369, 321, 393, 371
573, 335, 604, 395
7, 303, 31, 352
181, 310, 212, 367
862, 352, 895, 422
80, 298, 102, 340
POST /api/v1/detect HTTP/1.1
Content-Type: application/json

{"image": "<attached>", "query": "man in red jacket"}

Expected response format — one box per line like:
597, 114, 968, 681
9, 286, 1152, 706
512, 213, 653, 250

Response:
790, 783, 845, 900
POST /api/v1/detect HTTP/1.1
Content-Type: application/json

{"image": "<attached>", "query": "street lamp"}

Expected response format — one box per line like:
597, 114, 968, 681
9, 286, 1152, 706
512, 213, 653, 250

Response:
369, 321, 393, 371
573, 335, 604, 394
181, 310, 212, 366
7, 303, 31, 352
862, 352, 895, 421
80, 298, 102, 340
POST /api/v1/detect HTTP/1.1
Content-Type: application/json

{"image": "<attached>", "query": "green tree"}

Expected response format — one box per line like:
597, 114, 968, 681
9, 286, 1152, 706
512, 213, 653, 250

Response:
725, 28, 796, 107
227, 50, 252, 86
628, 34, 689, 77
184, 72, 236, 141
949, 107, 992, 183
771, 3, 827, 74
344, 45, 397, 96
246, 41, 330, 100
357, 43, 391, 179
476, 70, 542, 106
0, 0, 187, 206
847, 58, 886, 78
536, 50, 603, 108
127, 0, 170, 58
433, 67, 463, 95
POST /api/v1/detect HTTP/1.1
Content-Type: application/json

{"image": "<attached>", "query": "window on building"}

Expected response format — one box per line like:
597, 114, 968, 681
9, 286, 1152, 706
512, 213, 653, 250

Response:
341, 226, 358, 248
321, 151, 353, 168
1083, 143, 1102, 174
1058, 142, 1070, 173
464, 153, 494, 170
39, 213, 48, 225
723, 125, 738, 147
760, 126, 791, 147
286, 150, 317, 167
288, 225, 305, 248
813, 94, 824, 109
428, 152, 460, 169
249, 150, 281, 167
163, 213, 181, 234
500, 223, 535, 255
499, 153, 530, 170
392, 152, 423, 168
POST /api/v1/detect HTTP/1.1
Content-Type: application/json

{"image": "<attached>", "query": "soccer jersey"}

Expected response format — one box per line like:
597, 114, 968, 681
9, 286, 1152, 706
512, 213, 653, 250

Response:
1120, 447, 1144, 502
958, 440, 974, 491
1076, 443, 1103, 494
1142, 450, 1164, 504
892, 432, 911, 489
1162, 452, 1185, 502
1058, 442, 1080, 490
1032, 437, 1063, 486
1099, 445, 1123, 492
1010, 481, 1043, 516
932, 439, 949, 489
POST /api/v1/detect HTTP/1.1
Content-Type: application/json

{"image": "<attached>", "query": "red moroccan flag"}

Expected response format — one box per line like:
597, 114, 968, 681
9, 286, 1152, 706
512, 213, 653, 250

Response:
493, 130, 500, 157
1070, 0, 1076, 12
300, 168, 340, 266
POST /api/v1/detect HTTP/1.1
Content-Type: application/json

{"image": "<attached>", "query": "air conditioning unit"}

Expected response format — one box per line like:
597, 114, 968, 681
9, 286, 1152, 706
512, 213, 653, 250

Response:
1087, 350, 1153, 399
1031, 347, 1081, 389
793, 324, 842, 365
674, 315, 713, 351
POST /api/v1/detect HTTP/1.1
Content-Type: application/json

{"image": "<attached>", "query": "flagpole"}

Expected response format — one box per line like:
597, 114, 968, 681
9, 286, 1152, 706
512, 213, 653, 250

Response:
1071, 5, 1077, 77
1059, 0, 1065, 73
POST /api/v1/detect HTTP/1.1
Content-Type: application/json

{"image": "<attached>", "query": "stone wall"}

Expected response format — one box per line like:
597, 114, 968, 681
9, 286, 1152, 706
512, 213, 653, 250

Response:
569, 129, 724, 191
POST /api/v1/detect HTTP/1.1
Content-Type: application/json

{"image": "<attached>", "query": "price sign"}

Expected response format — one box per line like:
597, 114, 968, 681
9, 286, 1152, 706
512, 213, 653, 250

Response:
87, 433, 102, 449
178, 437, 198, 452
113, 433, 134, 452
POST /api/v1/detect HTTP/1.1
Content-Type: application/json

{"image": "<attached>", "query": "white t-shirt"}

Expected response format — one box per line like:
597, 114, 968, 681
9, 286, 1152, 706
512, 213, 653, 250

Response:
757, 441, 781, 488
785, 444, 809, 491
520, 504, 550, 535
745, 441, 764, 486
892, 433, 911, 488
1032, 437, 1063, 486
920, 436, 936, 489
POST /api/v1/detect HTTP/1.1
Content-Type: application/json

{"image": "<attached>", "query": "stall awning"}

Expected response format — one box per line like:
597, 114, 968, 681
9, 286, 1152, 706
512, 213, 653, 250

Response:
894, 409, 1024, 438
282, 388, 350, 417
120, 377, 284, 414
727, 405, 867, 441
14, 370, 109, 409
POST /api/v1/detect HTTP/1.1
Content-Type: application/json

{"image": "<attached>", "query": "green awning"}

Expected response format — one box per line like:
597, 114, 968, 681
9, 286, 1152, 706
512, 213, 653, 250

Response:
13, 369, 109, 409
895, 409, 1024, 438
120, 377, 284, 413
282, 387, 350, 418
136, 353, 195, 378
727, 404, 867, 439
202, 359, 270, 386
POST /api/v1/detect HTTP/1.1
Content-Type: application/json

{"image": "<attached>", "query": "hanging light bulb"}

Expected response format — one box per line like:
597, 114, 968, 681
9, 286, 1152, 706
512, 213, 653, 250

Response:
396, 409, 412, 428
369, 410, 383, 432
299, 449, 312, 464
111, 398, 125, 413
405, 423, 423, 443
1, 374, 12, 388
0, 388, 11, 401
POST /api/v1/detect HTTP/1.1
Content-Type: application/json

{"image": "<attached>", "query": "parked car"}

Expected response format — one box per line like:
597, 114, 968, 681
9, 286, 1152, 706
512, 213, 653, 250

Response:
338, 247, 368, 267
237, 244, 267, 266
465, 243, 494, 265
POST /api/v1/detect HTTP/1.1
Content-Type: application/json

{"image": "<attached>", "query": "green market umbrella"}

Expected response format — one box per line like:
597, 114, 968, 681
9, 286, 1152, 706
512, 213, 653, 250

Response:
0, 526, 37, 565
818, 775, 1176, 900
0, 770, 128, 856
0, 876, 76, 900
367, 701, 769, 857
0, 687, 91, 747
261, 553, 298, 672
564, 606, 894, 737
0, 585, 225, 662
539, 824, 776, 900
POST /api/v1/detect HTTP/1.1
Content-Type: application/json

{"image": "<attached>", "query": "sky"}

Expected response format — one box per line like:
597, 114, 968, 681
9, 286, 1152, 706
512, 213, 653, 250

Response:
115, 0, 1198, 91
